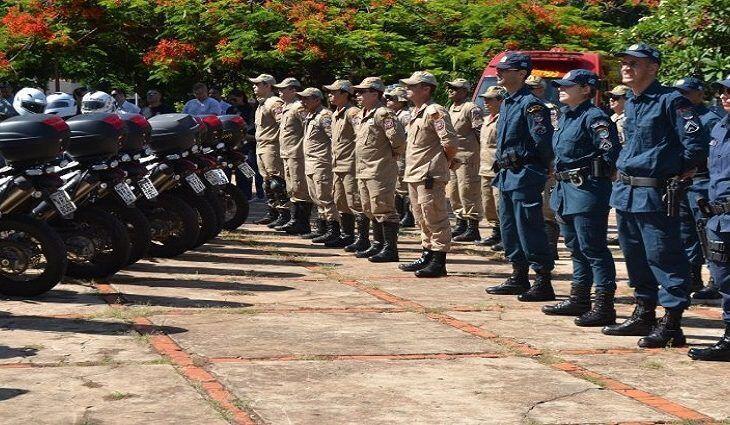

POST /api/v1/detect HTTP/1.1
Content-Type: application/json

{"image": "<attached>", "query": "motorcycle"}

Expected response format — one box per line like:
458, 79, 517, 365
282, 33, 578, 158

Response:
210, 114, 250, 231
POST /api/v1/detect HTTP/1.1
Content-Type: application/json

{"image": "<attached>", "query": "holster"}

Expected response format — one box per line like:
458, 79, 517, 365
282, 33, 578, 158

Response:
663, 176, 690, 218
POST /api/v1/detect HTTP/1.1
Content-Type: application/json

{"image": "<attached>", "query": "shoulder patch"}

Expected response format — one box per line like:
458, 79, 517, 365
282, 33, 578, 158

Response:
320, 116, 332, 128
678, 107, 695, 120
527, 104, 544, 114
383, 117, 396, 130
685, 120, 700, 134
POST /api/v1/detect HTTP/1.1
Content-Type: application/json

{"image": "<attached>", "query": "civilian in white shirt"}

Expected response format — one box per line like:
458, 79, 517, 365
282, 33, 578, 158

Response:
182, 82, 222, 115
111, 88, 141, 114
209, 87, 232, 114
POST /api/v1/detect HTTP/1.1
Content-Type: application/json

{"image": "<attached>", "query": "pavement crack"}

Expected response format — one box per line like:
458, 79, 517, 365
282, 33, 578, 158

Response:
522, 387, 596, 422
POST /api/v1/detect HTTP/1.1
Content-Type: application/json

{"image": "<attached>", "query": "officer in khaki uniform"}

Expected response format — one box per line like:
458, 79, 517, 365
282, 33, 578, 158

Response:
323, 80, 363, 249
386, 86, 415, 227
272, 77, 312, 235
298, 87, 341, 244
399, 71, 460, 277
352, 77, 407, 262
446, 78, 484, 242
249, 74, 286, 226
476, 86, 507, 247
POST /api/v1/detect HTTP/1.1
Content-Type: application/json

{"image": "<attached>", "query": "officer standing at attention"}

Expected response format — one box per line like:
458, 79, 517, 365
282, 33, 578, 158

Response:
298, 87, 341, 245
446, 79, 485, 242
602, 44, 708, 348
485, 52, 556, 301
398, 71, 460, 277
608, 85, 630, 144
386, 86, 415, 228
688, 76, 730, 361
475, 86, 507, 248
673, 77, 725, 300
541, 70, 621, 327
272, 77, 312, 235
352, 77, 406, 262
323, 80, 362, 249
249, 74, 287, 226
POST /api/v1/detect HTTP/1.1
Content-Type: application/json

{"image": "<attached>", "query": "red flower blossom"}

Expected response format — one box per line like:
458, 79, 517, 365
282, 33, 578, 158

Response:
0, 52, 10, 70
142, 39, 197, 67
1, 6, 53, 39
276, 35, 293, 53
505, 40, 521, 50
565, 25, 595, 38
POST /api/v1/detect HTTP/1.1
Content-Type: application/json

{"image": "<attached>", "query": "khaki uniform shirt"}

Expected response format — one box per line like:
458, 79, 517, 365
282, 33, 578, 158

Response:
279, 100, 305, 159
478, 113, 499, 177
303, 106, 334, 172
255, 94, 284, 152
355, 105, 406, 180
448, 101, 483, 162
396, 108, 412, 175
396, 108, 412, 131
404, 101, 460, 183
611, 112, 626, 144
332, 104, 361, 172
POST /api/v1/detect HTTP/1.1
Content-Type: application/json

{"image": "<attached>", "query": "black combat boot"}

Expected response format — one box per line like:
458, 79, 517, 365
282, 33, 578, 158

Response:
451, 218, 467, 238
453, 219, 481, 242
301, 218, 326, 239
546, 221, 560, 260
688, 324, 730, 361
399, 249, 433, 272
689, 263, 704, 293
542, 283, 591, 316
415, 251, 447, 278
602, 298, 656, 336
276, 205, 297, 231
395, 194, 404, 218
345, 215, 370, 253
400, 196, 415, 228
369, 221, 399, 262
475, 226, 500, 247
313, 220, 341, 244
270, 207, 291, 229
356, 221, 383, 258
255, 205, 278, 225
518, 269, 556, 302
325, 213, 355, 248
575, 290, 616, 327
638, 308, 686, 348
486, 263, 529, 295
693, 276, 722, 300
491, 241, 504, 252
282, 202, 310, 235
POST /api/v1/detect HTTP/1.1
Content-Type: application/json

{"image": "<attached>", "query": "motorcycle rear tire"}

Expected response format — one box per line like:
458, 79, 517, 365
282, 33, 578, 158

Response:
104, 203, 152, 266
142, 193, 200, 258
173, 189, 221, 248
219, 183, 249, 231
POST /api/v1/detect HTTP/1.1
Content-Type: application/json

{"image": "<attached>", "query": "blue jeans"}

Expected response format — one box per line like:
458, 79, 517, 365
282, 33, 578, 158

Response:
616, 210, 691, 309
560, 212, 616, 292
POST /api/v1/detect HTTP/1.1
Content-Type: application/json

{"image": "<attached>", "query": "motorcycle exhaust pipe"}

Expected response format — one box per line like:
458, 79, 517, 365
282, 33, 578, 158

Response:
0, 186, 33, 215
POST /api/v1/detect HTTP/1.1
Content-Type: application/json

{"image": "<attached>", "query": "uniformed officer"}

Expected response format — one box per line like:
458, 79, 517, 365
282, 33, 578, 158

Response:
351, 77, 406, 262
446, 78, 484, 242
398, 71, 460, 277
249, 74, 286, 226
541, 70, 621, 327
608, 85, 630, 145
602, 43, 709, 348
673, 77, 725, 300
475, 86, 506, 247
323, 80, 363, 249
298, 87, 341, 244
484, 52, 556, 301
272, 77, 312, 235
526, 74, 560, 260
688, 76, 730, 361
386, 86, 415, 228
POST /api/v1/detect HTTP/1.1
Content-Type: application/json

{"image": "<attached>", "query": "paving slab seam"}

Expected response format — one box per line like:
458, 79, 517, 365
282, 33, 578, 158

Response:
302, 265, 714, 422
92, 282, 260, 425
206, 352, 506, 363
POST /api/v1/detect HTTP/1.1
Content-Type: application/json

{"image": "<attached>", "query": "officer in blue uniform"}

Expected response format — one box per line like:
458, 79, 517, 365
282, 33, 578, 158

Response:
541, 70, 621, 327
673, 77, 725, 300
484, 52, 556, 301
602, 43, 709, 348
689, 77, 730, 361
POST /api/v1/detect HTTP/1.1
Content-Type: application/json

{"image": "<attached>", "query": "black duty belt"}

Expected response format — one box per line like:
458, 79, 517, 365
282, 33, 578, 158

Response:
494, 156, 540, 171
699, 198, 730, 217
554, 167, 590, 186
617, 172, 663, 188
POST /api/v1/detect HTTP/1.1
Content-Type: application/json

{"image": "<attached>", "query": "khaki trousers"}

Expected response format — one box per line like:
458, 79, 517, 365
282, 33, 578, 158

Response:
256, 147, 285, 180
333, 171, 362, 215
409, 181, 451, 252
446, 156, 483, 220
283, 157, 310, 203
306, 169, 340, 222
358, 178, 399, 223
480, 176, 500, 225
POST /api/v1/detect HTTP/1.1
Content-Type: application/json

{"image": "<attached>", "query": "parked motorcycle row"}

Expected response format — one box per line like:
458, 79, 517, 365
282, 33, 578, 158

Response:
0, 110, 252, 297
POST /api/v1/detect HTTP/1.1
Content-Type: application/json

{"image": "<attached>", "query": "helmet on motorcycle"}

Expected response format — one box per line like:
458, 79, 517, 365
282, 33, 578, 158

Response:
81, 91, 115, 114
13, 87, 47, 115
0, 98, 18, 121
45, 92, 78, 118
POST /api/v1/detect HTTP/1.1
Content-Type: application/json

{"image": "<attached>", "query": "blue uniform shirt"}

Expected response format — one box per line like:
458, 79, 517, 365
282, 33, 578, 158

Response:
550, 100, 621, 216
182, 97, 222, 116
610, 80, 709, 212
493, 85, 554, 193
707, 116, 730, 233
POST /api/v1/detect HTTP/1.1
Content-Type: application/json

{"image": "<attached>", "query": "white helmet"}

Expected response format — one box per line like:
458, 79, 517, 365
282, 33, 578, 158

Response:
45, 92, 77, 118
13, 87, 47, 115
81, 91, 115, 114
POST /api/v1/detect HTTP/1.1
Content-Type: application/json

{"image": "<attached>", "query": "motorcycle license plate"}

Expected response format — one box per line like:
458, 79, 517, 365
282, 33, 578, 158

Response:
185, 173, 206, 194
114, 182, 137, 205
237, 162, 255, 179
49, 190, 77, 217
204, 168, 229, 186
138, 177, 158, 200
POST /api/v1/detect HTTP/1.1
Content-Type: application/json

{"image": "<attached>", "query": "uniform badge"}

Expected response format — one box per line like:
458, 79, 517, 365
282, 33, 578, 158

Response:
597, 128, 610, 139
383, 118, 395, 130
678, 107, 694, 120
527, 105, 544, 114
470, 108, 482, 121
273, 106, 283, 116
710, 139, 717, 146
434, 119, 446, 132
599, 140, 613, 151
533, 114, 543, 123
685, 120, 699, 134
535, 125, 546, 135
321, 116, 332, 128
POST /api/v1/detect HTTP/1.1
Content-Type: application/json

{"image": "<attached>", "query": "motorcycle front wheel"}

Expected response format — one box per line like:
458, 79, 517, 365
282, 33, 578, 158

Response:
141, 193, 200, 258
218, 183, 249, 231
